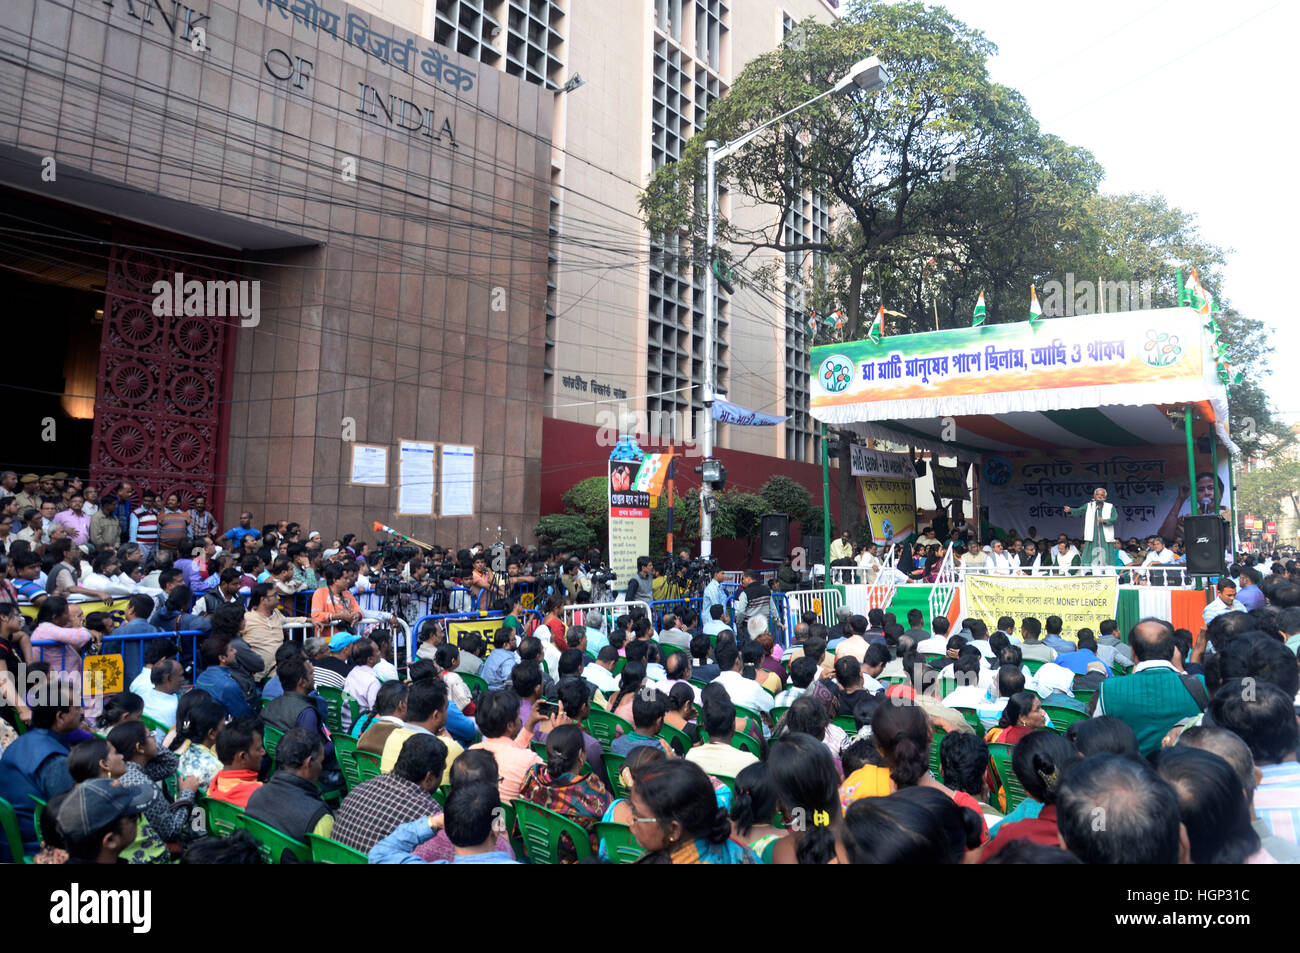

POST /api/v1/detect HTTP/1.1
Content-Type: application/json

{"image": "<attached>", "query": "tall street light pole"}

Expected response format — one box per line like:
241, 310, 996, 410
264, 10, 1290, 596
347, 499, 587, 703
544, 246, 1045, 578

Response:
699, 56, 889, 559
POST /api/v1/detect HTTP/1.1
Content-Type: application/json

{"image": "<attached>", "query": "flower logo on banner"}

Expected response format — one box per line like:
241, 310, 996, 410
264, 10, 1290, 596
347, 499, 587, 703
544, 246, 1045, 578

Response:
983, 456, 1012, 487
818, 355, 854, 394
1143, 330, 1183, 368
880, 519, 894, 540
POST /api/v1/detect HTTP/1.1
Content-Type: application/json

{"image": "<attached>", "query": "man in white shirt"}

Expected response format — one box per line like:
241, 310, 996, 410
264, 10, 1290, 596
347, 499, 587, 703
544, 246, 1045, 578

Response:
1202, 580, 1245, 627
915, 615, 957, 657
657, 613, 693, 651
686, 693, 760, 778
711, 642, 774, 717
941, 653, 988, 711
582, 646, 620, 694
701, 604, 729, 637
140, 658, 183, 730
1138, 536, 1177, 585
984, 539, 1015, 574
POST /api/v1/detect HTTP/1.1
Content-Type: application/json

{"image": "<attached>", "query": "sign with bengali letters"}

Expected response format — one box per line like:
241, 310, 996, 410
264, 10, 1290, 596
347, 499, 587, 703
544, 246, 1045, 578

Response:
811, 310, 1205, 413
981, 446, 1230, 541
859, 475, 916, 545
964, 575, 1118, 637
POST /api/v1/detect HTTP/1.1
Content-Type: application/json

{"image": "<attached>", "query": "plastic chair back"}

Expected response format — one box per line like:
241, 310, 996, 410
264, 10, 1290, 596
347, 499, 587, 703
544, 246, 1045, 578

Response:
244, 815, 311, 864
511, 798, 594, 864
930, 728, 946, 782
989, 742, 1028, 811
730, 732, 762, 758
1042, 704, 1089, 734
353, 749, 382, 782
602, 752, 628, 799
0, 795, 31, 864
460, 672, 489, 697
317, 686, 345, 735
656, 722, 692, 755
583, 709, 633, 752
202, 795, 248, 837
307, 833, 368, 864
594, 821, 644, 864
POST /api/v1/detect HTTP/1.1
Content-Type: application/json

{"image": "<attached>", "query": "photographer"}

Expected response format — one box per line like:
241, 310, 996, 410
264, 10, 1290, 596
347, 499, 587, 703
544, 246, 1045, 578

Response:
560, 559, 589, 603
625, 556, 654, 605
467, 554, 497, 609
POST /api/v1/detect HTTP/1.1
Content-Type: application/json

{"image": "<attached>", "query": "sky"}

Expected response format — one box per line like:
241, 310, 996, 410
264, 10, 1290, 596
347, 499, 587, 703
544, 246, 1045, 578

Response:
933, 0, 1300, 421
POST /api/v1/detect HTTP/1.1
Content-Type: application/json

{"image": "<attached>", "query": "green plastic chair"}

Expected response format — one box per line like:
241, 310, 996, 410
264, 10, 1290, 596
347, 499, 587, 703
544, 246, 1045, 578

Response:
688, 678, 708, 690
730, 732, 762, 758
243, 815, 311, 864
530, 740, 549, 759
594, 821, 644, 864
831, 715, 856, 734
657, 722, 692, 755
263, 724, 285, 773
512, 799, 595, 864
1043, 704, 1090, 734
460, 672, 489, 696
432, 784, 450, 806
612, 658, 628, 676
758, 838, 778, 864
770, 705, 790, 728
307, 833, 368, 864
930, 728, 946, 782
1023, 658, 1048, 675
202, 794, 247, 837
141, 713, 169, 734
989, 742, 1028, 811
317, 686, 345, 735
29, 795, 45, 841
344, 695, 362, 732
733, 704, 763, 725
353, 749, 382, 783
2, 708, 24, 735
709, 774, 736, 797
1073, 688, 1096, 706
660, 644, 686, 664
953, 707, 985, 734
603, 752, 628, 799
334, 735, 360, 791
583, 709, 633, 752
0, 795, 31, 864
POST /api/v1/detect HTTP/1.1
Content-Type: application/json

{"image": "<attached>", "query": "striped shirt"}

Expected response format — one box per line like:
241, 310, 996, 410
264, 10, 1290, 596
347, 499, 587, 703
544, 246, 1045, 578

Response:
1256, 762, 1300, 846
156, 510, 190, 549
134, 508, 159, 544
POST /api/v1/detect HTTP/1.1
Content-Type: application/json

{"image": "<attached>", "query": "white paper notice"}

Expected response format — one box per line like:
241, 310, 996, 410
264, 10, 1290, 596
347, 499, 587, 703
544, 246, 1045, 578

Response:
398, 441, 436, 515
350, 445, 388, 486
440, 444, 475, 516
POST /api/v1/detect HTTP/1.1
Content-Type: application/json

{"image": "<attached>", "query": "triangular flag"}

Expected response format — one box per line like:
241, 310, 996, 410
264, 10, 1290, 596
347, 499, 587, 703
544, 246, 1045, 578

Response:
972, 291, 987, 327
1205, 318, 1221, 336
1029, 284, 1042, 323
1187, 268, 1214, 315
868, 304, 884, 345
833, 309, 845, 331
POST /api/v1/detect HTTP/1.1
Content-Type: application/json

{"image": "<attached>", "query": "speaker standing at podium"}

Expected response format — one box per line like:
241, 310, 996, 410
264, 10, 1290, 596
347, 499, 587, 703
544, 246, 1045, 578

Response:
1062, 488, 1118, 570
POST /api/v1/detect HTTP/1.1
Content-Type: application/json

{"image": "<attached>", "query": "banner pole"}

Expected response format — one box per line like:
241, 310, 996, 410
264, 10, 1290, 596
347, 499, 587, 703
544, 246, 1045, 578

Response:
822, 423, 831, 584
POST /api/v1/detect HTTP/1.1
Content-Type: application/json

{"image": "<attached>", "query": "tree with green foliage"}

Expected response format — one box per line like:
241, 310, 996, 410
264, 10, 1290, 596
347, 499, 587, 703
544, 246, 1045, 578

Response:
1236, 460, 1300, 528
720, 491, 768, 563
561, 476, 608, 544
534, 514, 598, 554
759, 475, 813, 523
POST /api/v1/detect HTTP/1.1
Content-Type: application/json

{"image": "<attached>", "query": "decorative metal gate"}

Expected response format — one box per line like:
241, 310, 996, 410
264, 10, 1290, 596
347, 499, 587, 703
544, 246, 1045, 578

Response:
89, 233, 229, 509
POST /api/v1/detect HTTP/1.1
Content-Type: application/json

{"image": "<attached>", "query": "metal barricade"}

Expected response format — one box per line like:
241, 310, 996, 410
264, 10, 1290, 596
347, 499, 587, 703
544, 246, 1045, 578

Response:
648, 597, 701, 629
781, 588, 845, 638
562, 601, 652, 633
31, 628, 209, 695
355, 616, 413, 674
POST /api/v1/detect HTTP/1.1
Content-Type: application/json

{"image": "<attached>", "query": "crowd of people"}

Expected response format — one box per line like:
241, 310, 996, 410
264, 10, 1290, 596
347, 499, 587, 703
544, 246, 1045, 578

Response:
0, 468, 1297, 865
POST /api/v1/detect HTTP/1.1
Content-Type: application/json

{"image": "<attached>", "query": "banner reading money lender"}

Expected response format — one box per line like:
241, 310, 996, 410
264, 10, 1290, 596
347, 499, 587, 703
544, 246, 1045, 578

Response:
964, 574, 1118, 636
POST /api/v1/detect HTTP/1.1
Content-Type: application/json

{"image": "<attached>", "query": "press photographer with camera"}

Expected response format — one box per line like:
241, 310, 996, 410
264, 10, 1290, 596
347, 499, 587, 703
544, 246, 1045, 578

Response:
560, 559, 589, 602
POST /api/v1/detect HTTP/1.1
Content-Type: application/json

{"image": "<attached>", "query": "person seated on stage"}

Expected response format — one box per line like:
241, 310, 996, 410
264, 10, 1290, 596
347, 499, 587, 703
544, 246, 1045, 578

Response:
1051, 539, 1081, 575
1016, 540, 1042, 575
1139, 536, 1177, 585
1017, 618, 1057, 663
984, 539, 1015, 575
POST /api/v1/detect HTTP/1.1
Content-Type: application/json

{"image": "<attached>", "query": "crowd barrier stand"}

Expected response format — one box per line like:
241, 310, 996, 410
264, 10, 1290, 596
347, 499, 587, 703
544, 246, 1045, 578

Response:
31, 628, 210, 696
648, 597, 701, 629
781, 588, 845, 640
562, 601, 652, 633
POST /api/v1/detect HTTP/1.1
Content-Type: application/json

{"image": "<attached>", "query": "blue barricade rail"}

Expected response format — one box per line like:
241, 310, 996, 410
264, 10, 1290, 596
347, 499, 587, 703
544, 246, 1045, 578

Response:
32, 628, 210, 690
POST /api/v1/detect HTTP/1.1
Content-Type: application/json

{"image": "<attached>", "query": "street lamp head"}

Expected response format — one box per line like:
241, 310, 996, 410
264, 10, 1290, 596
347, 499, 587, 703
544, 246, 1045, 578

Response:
834, 55, 889, 95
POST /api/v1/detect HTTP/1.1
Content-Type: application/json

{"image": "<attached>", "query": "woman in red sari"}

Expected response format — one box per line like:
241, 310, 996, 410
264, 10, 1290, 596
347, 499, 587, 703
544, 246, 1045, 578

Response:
983, 691, 1047, 808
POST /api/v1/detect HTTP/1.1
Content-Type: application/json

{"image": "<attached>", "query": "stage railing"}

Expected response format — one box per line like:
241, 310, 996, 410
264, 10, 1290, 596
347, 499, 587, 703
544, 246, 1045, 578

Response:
929, 543, 959, 623
862, 546, 899, 612
949, 564, 1196, 587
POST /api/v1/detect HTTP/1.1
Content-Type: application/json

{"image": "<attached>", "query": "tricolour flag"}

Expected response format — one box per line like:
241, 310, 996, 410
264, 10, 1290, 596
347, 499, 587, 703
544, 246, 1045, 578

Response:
1187, 268, 1215, 315
1029, 284, 1042, 323
972, 291, 987, 327
868, 304, 884, 345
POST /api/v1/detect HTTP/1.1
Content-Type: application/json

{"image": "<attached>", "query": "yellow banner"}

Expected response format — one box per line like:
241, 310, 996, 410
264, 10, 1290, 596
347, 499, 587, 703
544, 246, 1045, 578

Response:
859, 476, 916, 545
964, 575, 1118, 636
446, 618, 505, 650
83, 655, 124, 695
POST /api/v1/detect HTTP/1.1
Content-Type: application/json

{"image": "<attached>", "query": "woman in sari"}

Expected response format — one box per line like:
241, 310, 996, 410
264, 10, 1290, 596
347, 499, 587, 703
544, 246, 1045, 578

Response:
518, 724, 609, 862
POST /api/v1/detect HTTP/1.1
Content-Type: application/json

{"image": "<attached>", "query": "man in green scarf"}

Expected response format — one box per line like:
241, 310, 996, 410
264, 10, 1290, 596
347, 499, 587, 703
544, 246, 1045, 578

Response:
1062, 488, 1118, 572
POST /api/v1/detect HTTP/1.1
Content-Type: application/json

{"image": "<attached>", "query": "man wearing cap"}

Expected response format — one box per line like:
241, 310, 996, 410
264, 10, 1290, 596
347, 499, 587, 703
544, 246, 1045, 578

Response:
57, 777, 154, 865
89, 495, 122, 550
13, 475, 40, 516
313, 631, 359, 691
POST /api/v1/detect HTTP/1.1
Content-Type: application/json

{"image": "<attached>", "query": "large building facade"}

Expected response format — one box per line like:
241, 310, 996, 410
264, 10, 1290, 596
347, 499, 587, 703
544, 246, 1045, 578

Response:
1, 0, 552, 543
1, 0, 843, 547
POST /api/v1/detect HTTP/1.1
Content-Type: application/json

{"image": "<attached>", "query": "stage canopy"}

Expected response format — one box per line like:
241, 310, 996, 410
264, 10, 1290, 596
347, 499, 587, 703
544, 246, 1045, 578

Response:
808, 307, 1238, 459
